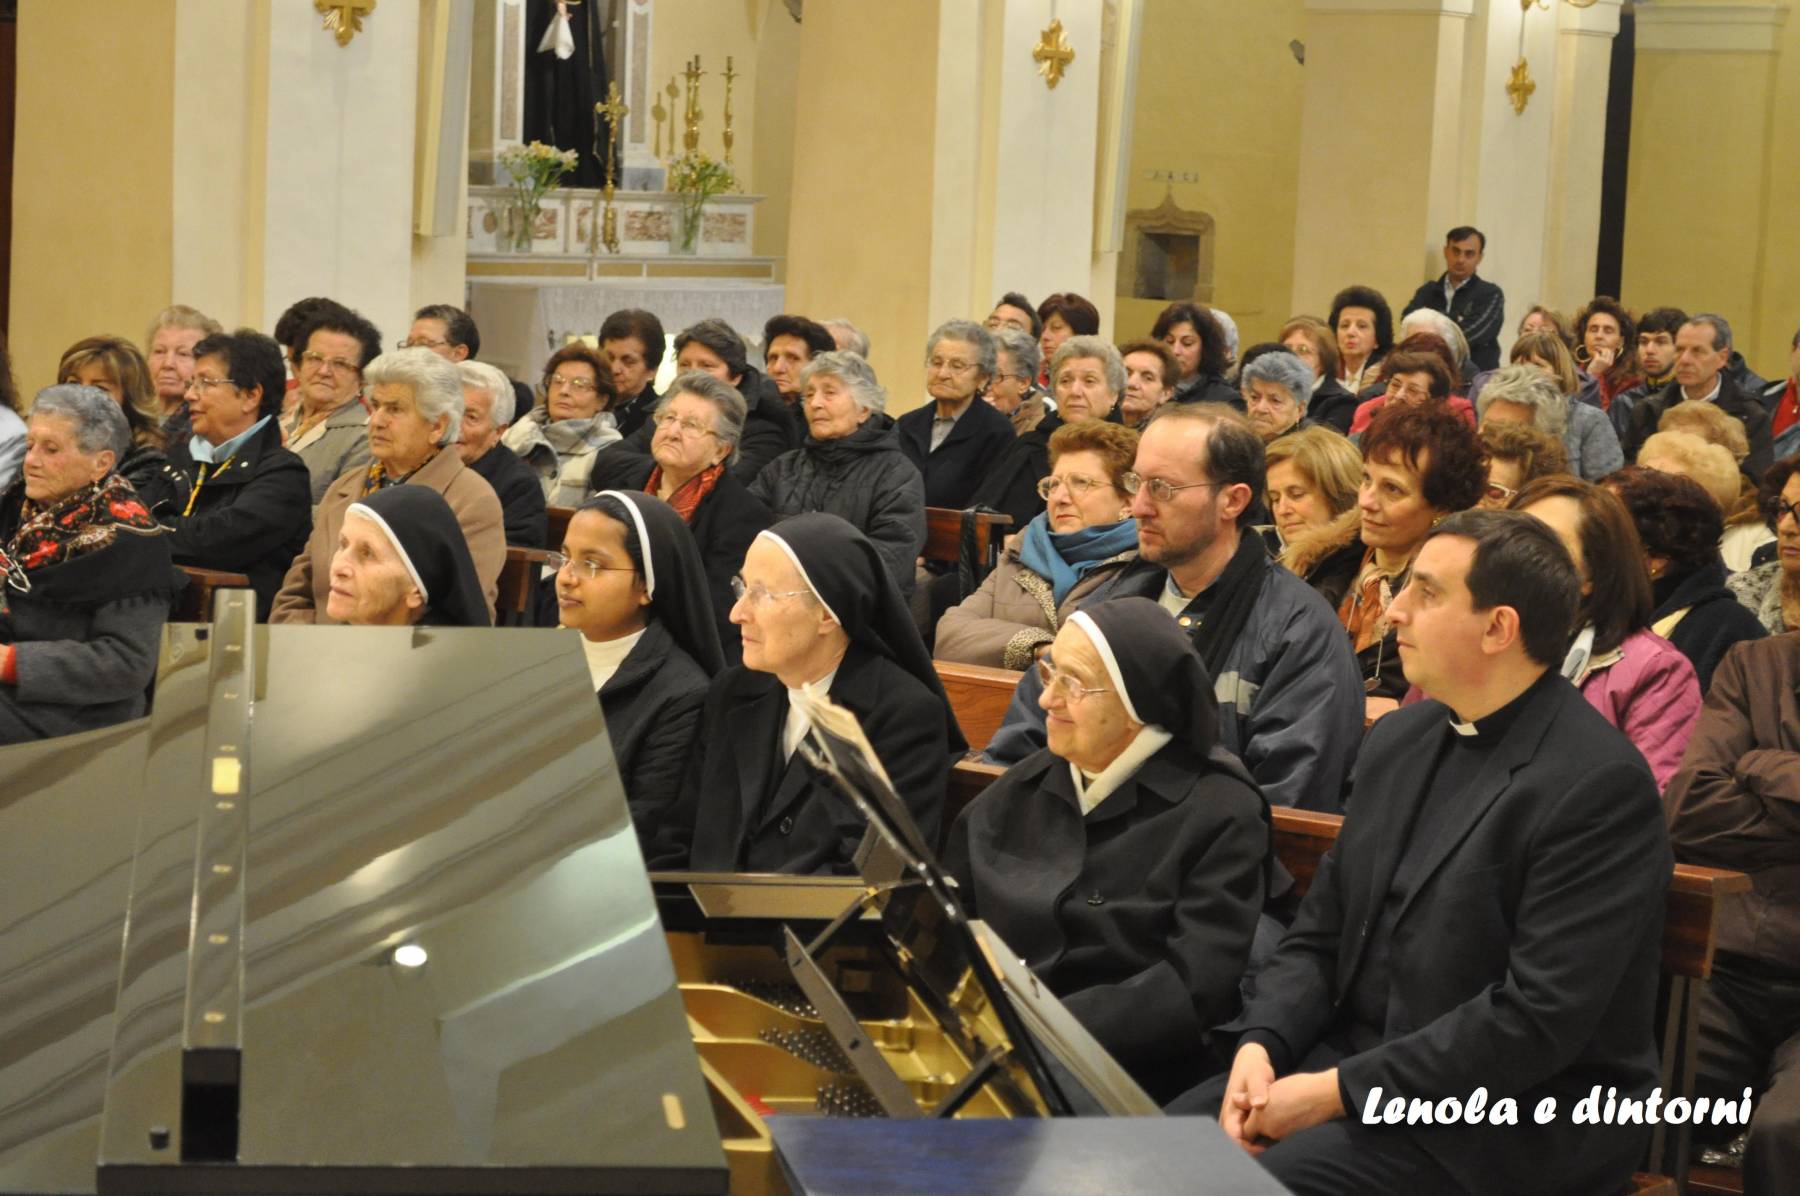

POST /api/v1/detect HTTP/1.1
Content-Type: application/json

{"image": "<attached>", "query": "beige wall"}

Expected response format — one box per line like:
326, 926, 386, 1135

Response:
1116, 0, 1305, 347
1620, 2, 1795, 374
785, 1, 940, 411
9, 1, 177, 393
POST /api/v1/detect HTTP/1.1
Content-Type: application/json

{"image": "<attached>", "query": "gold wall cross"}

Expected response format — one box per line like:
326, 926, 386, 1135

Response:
315, 0, 376, 48
1032, 18, 1074, 90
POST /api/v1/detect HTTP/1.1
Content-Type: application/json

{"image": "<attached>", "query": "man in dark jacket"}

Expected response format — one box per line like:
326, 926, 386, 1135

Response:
1625, 313, 1774, 476
455, 360, 547, 547
1206, 510, 1669, 1196
983, 404, 1362, 813
163, 329, 312, 620
1666, 635, 1800, 1196
1401, 225, 1505, 371
897, 320, 1018, 510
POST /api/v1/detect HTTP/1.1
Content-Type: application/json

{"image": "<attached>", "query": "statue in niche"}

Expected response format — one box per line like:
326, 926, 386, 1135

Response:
524, 0, 612, 188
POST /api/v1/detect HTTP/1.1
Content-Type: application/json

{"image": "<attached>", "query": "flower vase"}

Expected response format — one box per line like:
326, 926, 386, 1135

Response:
506, 201, 539, 253
670, 203, 703, 255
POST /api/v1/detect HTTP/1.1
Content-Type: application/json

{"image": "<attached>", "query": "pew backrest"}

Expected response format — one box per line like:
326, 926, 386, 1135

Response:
922, 508, 1012, 578
173, 567, 252, 623
935, 661, 1021, 754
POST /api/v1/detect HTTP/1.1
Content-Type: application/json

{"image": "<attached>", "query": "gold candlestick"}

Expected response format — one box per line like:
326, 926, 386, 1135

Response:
681, 55, 704, 155
721, 55, 737, 168
650, 80, 668, 159
596, 80, 628, 255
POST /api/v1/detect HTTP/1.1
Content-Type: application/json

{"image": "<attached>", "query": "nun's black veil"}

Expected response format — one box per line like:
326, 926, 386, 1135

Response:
760, 513, 967, 753
588, 491, 725, 675
1070, 596, 1219, 755
348, 486, 490, 627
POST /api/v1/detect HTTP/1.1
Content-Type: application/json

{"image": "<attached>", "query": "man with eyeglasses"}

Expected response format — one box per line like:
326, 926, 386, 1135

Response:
277, 305, 383, 504
162, 329, 313, 619
984, 403, 1363, 813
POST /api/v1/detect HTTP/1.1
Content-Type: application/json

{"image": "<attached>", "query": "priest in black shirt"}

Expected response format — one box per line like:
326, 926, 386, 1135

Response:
1203, 509, 1671, 1196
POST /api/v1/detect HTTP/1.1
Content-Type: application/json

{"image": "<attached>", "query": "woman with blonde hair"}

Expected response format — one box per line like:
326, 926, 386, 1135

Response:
1266, 426, 1363, 606
1638, 428, 1771, 570
1656, 401, 1769, 569
56, 336, 186, 515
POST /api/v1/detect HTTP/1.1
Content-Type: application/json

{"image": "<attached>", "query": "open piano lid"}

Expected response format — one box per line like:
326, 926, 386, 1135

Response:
0, 594, 726, 1195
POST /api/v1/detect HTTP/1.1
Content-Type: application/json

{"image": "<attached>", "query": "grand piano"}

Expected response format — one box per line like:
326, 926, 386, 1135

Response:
0, 595, 1286, 1195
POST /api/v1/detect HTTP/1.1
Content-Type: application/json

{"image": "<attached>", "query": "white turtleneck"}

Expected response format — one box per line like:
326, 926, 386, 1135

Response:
577, 627, 646, 691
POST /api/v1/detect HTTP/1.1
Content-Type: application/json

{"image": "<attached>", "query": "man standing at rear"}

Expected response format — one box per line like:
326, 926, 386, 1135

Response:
1403, 226, 1505, 371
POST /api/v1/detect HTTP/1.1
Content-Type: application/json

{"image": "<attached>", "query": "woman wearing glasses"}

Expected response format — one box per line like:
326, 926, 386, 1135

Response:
646, 512, 962, 874
943, 597, 1274, 1102
280, 307, 383, 504
502, 343, 622, 508
1728, 455, 1800, 635
582, 373, 774, 664
935, 421, 1138, 670
0, 386, 179, 744
551, 491, 721, 845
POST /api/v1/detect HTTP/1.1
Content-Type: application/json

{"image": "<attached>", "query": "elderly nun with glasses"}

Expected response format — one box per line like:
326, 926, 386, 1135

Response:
549, 490, 722, 845
271, 348, 504, 624
944, 596, 1276, 1103
644, 512, 962, 875
0, 385, 181, 744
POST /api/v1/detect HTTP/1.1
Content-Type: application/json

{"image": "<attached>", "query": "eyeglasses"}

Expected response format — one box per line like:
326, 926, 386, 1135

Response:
652, 412, 719, 439
548, 374, 599, 392
730, 575, 816, 608
1036, 473, 1112, 500
185, 374, 239, 394
1484, 480, 1519, 504
1119, 472, 1223, 503
927, 357, 977, 375
1384, 379, 1434, 403
300, 351, 361, 375
397, 336, 448, 350
1772, 498, 1800, 527
546, 551, 635, 580
1035, 658, 1111, 704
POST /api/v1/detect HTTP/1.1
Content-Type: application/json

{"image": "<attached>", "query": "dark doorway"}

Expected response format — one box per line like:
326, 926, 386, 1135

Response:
1594, 7, 1634, 300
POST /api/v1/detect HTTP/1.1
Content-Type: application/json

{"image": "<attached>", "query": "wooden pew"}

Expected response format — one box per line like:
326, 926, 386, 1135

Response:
935, 661, 1021, 753
173, 566, 252, 622
497, 546, 553, 626
922, 508, 1013, 578
546, 505, 576, 551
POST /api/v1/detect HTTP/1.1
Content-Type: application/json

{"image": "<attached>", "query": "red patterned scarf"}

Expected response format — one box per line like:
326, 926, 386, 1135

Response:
644, 462, 725, 524
5, 473, 160, 575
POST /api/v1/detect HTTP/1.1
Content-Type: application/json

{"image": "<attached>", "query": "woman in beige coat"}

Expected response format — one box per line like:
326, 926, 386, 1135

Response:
935, 420, 1138, 669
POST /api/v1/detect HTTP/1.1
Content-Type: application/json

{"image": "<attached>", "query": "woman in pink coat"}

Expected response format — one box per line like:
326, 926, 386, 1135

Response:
1515, 476, 1701, 789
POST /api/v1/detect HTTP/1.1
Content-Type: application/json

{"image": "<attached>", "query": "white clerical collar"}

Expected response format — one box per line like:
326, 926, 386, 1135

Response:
783, 666, 841, 761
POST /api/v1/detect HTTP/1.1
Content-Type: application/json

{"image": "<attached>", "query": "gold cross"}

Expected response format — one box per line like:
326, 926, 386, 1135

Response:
1032, 18, 1075, 90
597, 80, 628, 129
1505, 58, 1536, 115
315, 0, 376, 48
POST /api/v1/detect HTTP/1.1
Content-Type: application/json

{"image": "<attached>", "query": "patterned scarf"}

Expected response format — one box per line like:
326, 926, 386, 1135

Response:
363, 449, 438, 495
645, 461, 725, 524
1, 475, 161, 613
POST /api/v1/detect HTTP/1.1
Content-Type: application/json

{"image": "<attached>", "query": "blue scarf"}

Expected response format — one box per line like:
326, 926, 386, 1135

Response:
1016, 513, 1139, 605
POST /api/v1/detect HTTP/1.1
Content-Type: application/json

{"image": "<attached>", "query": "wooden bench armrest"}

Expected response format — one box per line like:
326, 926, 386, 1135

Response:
935, 661, 1022, 753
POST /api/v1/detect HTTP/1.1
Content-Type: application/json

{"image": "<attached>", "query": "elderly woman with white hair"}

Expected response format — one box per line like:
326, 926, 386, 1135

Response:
985, 326, 1048, 435
1398, 307, 1472, 387
1477, 356, 1624, 481
1240, 350, 1316, 444
271, 348, 504, 624
897, 319, 1016, 510
580, 372, 774, 663
748, 351, 925, 598
456, 359, 546, 547
0, 386, 179, 743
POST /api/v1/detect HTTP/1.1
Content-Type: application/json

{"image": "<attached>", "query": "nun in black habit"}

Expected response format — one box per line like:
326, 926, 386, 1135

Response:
331, 486, 490, 627
646, 512, 964, 875
942, 596, 1274, 1104
554, 491, 721, 848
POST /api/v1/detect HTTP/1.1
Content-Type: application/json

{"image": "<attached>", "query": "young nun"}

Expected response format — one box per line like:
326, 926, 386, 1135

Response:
647, 512, 965, 875
943, 595, 1274, 1103
553, 491, 722, 843
325, 486, 489, 627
